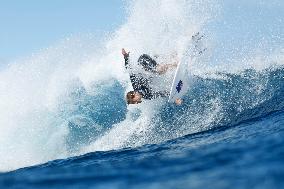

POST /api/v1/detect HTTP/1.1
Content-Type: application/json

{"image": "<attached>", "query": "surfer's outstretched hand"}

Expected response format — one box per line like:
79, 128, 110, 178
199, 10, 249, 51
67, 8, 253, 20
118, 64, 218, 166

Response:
175, 98, 183, 105
122, 48, 130, 58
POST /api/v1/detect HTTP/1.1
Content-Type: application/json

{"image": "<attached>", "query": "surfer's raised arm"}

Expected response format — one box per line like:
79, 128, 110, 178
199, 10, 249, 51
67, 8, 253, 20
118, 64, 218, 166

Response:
122, 48, 130, 68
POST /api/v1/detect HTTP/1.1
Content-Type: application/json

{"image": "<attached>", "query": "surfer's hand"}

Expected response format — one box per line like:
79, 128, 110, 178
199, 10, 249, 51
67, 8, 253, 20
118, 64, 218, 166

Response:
122, 48, 129, 58
175, 98, 183, 105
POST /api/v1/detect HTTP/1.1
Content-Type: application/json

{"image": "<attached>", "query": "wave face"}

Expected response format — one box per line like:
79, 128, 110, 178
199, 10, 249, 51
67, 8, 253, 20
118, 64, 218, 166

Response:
0, 0, 283, 176
1, 109, 284, 189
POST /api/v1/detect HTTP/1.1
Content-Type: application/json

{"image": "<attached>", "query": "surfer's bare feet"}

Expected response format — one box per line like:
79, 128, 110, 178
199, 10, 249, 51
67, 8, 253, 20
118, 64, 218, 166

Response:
175, 98, 183, 105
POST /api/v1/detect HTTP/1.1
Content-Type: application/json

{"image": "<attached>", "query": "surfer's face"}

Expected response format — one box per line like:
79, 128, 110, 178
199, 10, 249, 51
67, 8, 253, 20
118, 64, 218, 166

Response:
126, 91, 142, 104
132, 92, 142, 104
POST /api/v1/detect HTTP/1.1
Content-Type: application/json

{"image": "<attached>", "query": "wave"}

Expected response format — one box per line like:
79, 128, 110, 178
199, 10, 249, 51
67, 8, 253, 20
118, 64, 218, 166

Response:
0, 0, 283, 172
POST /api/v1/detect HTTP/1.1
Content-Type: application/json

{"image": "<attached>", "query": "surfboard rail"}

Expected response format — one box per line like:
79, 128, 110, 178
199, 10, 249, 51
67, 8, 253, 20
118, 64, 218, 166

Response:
168, 33, 206, 103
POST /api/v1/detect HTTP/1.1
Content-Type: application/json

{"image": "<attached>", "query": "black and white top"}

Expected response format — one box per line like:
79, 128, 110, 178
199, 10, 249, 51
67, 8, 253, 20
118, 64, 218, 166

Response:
124, 54, 168, 100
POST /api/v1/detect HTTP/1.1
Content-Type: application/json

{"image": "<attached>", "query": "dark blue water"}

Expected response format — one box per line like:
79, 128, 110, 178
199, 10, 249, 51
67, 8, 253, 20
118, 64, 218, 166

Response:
1, 66, 284, 189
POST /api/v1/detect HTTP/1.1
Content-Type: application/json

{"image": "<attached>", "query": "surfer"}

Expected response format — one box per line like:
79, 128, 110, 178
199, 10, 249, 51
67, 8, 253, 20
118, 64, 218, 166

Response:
122, 48, 182, 105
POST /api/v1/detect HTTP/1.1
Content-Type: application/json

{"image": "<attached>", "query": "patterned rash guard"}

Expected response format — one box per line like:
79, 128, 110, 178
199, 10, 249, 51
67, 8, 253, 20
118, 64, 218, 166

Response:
124, 54, 169, 100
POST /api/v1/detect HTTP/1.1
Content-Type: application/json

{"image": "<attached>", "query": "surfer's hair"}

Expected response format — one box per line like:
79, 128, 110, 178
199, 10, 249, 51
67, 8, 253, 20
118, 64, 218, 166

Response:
126, 91, 137, 104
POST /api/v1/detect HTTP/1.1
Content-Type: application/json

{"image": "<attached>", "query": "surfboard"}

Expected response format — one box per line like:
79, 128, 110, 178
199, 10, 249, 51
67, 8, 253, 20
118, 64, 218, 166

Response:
168, 33, 206, 103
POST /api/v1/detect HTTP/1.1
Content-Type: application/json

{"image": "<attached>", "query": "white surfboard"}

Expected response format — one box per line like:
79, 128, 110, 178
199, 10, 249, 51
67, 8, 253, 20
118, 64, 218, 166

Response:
168, 33, 206, 103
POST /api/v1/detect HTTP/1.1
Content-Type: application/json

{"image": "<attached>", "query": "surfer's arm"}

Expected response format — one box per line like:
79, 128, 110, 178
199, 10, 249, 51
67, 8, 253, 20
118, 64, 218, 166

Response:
156, 63, 178, 74
122, 48, 130, 69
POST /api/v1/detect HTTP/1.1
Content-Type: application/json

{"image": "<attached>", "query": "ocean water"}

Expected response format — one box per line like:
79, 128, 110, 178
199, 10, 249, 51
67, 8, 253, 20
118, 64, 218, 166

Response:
0, 0, 284, 188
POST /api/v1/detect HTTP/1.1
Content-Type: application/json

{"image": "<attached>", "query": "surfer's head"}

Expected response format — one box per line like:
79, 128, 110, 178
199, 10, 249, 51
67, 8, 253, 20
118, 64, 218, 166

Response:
126, 91, 142, 104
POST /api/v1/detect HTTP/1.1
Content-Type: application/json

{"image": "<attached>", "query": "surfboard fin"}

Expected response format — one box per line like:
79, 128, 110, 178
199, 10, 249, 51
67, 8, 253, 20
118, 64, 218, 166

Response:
192, 32, 204, 42
199, 48, 207, 55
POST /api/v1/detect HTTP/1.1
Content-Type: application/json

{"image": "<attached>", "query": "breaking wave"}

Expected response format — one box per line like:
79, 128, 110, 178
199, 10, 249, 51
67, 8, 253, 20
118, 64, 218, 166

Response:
0, 0, 283, 172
